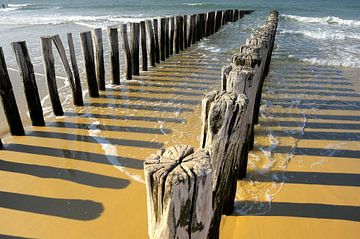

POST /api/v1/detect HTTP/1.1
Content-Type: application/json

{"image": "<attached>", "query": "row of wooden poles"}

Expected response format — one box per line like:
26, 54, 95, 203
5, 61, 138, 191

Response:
0, 9, 253, 148
144, 10, 279, 239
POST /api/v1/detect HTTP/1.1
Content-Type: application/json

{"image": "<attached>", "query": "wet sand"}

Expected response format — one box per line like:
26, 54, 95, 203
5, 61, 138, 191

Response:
1, 21, 360, 239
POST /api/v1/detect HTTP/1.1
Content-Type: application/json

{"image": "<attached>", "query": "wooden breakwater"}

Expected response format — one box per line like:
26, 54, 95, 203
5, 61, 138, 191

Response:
0, 9, 253, 147
144, 10, 279, 239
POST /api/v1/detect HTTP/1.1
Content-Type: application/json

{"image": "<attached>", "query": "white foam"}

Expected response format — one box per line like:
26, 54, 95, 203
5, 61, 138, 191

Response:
280, 29, 360, 40
183, 3, 206, 6
281, 14, 360, 27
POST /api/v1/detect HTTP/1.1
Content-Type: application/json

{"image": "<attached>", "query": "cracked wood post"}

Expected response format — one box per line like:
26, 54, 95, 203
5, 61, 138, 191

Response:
130, 22, 140, 75
0, 47, 25, 135
66, 33, 84, 106
80, 31, 99, 97
192, 14, 197, 44
144, 145, 213, 239
107, 26, 120, 84
153, 19, 160, 63
169, 17, 175, 55
224, 66, 256, 179
159, 18, 166, 61
12, 41, 45, 126
140, 21, 148, 71
41, 36, 63, 116
146, 20, 156, 67
120, 24, 132, 80
200, 91, 248, 239
165, 17, 170, 58
92, 28, 105, 90
215, 10, 222, 32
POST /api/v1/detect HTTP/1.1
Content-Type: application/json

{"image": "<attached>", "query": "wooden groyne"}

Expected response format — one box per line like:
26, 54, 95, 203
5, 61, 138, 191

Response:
0, 9, 252, 145
144, 10, 278, 239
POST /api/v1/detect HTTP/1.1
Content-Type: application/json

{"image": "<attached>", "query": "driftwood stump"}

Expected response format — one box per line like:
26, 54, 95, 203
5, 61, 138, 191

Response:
144, 145, 213, 239
200, 91, 248, 238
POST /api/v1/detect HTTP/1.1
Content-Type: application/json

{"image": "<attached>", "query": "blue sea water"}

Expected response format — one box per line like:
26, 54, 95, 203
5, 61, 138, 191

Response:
0, 0, 359, 68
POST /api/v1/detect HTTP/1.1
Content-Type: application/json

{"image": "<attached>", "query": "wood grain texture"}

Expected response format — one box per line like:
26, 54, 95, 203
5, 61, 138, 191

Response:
140, 21, 148, 71
144, 145, 212, 239
146, 20, 156, 67
130, 22, 140, 75
92, 28, 105, 90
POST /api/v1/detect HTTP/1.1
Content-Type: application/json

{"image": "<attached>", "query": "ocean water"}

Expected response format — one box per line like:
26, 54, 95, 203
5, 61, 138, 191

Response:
0, 0, 359, 69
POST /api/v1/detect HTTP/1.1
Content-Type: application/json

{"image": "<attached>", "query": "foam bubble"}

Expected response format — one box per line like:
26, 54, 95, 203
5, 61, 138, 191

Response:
280, 29, 360, 40
281, 14, 360, 27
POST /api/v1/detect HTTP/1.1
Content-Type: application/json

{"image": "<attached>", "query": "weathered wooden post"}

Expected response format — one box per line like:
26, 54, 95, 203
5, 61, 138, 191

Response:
153, 19, 160, 63
174, 16, 180, 53
200, 13, 206, 39
0, 47, 25, 135
66, 33, 83, 106
183, 15, 188, 49
12, 41, 45, 126
169, 17, 175, 55
188, 15, 194, 47
146, 20, 156, 67
192, 14, 197, 44
0, 138, 3, 149
144, 145, 213, 239
215, 10, 222, 32
200, 91, 248, 238
80, 31, 99, 97
107, 26, 120, 85
179, 16, 184, 51
120, 23, 132, 80
158, 18, 166, 61
234, 9, 239, 21
140, 21, 148, 71
92, 28, 105, 90
130, 22, 140, 75
41, 36, 63, 116
165, 17, 170, 58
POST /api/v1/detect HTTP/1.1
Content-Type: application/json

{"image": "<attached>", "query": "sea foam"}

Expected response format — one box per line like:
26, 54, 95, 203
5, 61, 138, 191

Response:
281, 14, 360, 27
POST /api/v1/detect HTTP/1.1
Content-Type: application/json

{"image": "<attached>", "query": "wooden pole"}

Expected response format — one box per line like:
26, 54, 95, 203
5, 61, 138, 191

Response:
92, 28, 105, 90
169, 17, 175, 55
41, 36, 63, 116
201, 91, 248, 238
188, 15, 194, 47
165, 18, 170, 58
145, 20, 156, 67
159, 18, 165, 61
130, 22, 140, 75
120, 23, 132, 80
183, 15, 188, 49
215, 10, 222, 32
153, 19, 160, 63
80, 31, 99, 97
0, 47, 25, 135
140, 21, 148, 71
192, 14, 197, 44
234, 9, 239, 21
12, 41, 45, 126
179, 15, 184, 51
107, 26, 120, 85
196, 14, 201, 41
174, 16, 180, 53
144, 145, 212, 239
0, 138, 3, 149
66, 33, 83, 106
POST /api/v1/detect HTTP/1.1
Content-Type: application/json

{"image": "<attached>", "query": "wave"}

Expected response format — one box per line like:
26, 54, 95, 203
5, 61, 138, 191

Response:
7, 3, 32, 7
281, 14, 360, 27
280, 29, 360, 40
182, 3, 206, 6
0, 14, 145, 27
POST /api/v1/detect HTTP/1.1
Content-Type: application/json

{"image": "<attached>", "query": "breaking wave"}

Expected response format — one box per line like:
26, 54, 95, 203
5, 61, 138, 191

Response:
281, 14, 360, 27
